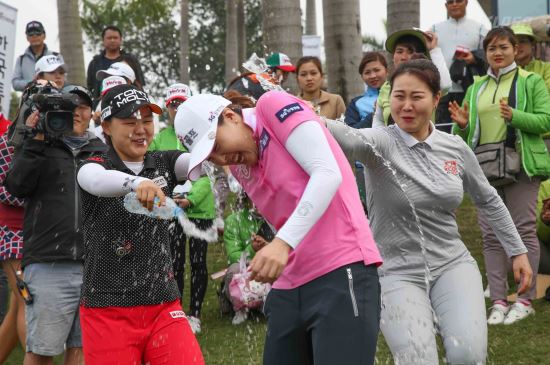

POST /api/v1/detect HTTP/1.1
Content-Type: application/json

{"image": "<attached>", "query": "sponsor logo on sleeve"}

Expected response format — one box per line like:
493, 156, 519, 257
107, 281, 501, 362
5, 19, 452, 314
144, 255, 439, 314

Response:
87, 156, 105, 163
259, 129, 271, 158
276, 103, 303, 123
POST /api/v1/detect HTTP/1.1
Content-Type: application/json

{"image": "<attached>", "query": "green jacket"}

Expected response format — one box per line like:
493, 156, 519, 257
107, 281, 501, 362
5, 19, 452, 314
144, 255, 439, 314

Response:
185, 176, 216, 219
452, 68, 550, 178
223, 209, 264, 265
536, 179, 550, 244
148, 125, 215, 219
524, 59, 550, 94
148, 125, 185, 151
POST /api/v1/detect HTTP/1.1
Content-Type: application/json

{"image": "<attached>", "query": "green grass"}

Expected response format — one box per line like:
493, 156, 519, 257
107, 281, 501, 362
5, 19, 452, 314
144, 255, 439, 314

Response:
4, 197, 550, 364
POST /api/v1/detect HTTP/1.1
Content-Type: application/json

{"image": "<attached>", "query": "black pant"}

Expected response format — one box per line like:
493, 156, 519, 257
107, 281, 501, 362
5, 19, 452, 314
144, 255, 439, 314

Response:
172, 218, 212, 318
263, 262, 380, 365
435, 92, 465, 133
0, 267, 8, 324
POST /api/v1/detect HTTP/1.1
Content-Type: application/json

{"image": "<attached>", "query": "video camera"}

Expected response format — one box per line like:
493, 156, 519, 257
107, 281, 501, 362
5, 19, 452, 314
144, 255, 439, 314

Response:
25, 83, 80, 139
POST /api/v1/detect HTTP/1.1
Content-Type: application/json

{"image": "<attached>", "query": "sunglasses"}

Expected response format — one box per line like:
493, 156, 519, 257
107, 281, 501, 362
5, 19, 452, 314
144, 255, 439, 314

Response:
446, 0, 464, 4
27, 31, 44, 37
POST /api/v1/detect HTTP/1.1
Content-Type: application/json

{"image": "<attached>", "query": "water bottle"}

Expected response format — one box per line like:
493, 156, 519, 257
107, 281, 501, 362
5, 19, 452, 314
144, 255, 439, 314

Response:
123, 192, 183, 219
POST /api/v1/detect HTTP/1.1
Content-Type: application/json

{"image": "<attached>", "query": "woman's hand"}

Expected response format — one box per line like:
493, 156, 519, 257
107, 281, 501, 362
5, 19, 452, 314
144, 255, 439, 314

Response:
174, 198, 191, 209
251, 234, 268, 252
424, 31, 438, 50
135, 180, 165, 211
512, 253, 533, 295
249, 237, 290, 283
448, 101, 469, 129
25, 110, 44, 141
499, 100, 513, 121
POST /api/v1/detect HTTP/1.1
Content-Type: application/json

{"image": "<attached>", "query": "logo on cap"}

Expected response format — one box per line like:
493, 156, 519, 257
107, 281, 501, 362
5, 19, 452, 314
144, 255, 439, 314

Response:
113, 89, 149, 108
276, 103, 303, 123
101, 106, 112, 120
183, 128, 199, 147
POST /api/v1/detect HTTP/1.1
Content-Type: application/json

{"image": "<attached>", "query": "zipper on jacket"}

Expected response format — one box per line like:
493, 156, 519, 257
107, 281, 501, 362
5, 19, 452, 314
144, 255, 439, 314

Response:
346, 268, 359, 317
491, 76, 501, 104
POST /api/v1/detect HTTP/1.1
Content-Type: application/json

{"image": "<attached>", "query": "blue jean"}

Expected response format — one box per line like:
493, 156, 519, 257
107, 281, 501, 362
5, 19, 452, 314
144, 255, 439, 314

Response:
24, 262, 83, 356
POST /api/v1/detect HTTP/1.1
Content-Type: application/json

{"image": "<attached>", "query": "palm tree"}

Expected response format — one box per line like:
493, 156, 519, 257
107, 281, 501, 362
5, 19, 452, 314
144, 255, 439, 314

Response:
305, 0, 317, 35
225, 0, 239, 84
180, 0, 190, 84
57, 0, 86, 86
323, 0, 363, 103
237, 0, 247, 72
386, 0, 419, 35
262, 0, 303, 93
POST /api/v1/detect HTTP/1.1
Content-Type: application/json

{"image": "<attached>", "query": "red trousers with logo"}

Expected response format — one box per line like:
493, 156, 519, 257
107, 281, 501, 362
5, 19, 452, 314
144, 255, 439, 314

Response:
80, 300, 204, 365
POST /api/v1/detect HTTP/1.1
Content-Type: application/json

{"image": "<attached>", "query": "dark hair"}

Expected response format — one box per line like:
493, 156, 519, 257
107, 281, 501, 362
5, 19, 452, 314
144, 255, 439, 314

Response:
296, 56, 323, 75
395, 35, 427, 55
358, 52, 388, 74
217, 90, 252, 125
102, 25, 122, 39
389, 59, 441, 96
483, 26, 517, 51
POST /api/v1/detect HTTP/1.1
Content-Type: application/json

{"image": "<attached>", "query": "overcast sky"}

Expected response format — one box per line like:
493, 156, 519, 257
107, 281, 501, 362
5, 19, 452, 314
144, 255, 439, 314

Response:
1, 0, 490, 86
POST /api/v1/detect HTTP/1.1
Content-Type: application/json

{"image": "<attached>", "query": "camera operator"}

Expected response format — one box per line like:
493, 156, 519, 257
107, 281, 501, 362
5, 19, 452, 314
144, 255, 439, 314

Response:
4, 86, 107, 365
33, 54, 67, 90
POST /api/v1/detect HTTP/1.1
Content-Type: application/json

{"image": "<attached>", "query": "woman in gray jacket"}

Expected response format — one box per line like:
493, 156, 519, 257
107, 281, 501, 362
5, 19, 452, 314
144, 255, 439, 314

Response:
327, 59, 532, 365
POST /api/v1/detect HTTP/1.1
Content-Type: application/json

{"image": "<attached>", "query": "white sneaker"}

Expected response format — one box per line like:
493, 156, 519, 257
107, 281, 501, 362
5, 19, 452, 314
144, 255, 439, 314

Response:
487, 303, 510, 325
232, 310, 248, 325
503, 302, 535, 325
188, 316, 201, 334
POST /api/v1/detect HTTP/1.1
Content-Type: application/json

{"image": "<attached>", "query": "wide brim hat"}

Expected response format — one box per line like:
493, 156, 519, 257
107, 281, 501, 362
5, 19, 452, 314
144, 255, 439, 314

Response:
385, 28, 429, 56
511, 23, 540, 42
174, 94, 231, 180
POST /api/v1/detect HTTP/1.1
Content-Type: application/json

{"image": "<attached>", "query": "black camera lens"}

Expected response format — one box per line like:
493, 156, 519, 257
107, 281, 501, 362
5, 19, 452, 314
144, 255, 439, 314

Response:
45, 111, 74, 134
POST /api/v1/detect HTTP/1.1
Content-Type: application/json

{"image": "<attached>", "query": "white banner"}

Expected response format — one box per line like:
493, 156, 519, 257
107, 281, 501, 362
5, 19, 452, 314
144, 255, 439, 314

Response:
302, 35, 322, 58
0, 1, 17, 116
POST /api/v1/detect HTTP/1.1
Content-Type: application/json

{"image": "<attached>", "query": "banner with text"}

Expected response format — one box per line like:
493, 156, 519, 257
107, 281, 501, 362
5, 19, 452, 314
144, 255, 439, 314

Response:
0, 1, 17, 116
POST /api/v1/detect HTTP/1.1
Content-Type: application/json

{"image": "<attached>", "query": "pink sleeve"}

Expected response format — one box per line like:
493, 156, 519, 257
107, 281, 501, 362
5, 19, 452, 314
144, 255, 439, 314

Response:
256, 91, 320, 144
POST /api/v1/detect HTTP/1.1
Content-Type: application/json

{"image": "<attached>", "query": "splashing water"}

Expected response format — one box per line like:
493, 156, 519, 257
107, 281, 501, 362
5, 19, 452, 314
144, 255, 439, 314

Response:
176, 211, 218, 242
242, 53, 284, 94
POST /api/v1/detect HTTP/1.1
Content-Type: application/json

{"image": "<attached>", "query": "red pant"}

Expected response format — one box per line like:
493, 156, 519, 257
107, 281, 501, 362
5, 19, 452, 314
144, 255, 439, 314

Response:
80, 300, 204, 365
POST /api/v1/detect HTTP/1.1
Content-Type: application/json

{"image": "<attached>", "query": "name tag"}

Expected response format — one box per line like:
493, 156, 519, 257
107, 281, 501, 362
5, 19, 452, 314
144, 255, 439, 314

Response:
152, 176, 168, 188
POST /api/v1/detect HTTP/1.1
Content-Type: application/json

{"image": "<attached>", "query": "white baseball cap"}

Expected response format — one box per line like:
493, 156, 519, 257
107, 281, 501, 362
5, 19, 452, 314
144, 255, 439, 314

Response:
174, 94, 231, 180
96, 62, 136, 83
35, 55, 67, 75
101, 75, 127, 95
165, 83, 192, 106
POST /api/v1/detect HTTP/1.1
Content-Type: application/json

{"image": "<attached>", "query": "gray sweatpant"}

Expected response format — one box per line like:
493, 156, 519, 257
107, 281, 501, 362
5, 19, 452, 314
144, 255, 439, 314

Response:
380, 259, 487, 365
477, 170, 540, 301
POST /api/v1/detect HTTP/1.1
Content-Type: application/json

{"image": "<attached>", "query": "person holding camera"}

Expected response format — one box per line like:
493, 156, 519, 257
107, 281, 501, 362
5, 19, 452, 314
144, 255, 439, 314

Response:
33, 54, 67, 90
4, 86, 107, 365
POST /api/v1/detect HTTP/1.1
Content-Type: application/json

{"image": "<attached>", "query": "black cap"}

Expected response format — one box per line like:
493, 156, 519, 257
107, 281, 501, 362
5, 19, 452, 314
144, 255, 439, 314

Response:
100, 84, 161, 120
62, 85, 93, 108
26, 21, 45, 35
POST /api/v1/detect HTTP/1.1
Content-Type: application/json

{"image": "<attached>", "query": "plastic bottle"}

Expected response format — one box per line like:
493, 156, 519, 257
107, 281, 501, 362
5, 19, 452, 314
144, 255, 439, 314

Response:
123, 192, 183, 219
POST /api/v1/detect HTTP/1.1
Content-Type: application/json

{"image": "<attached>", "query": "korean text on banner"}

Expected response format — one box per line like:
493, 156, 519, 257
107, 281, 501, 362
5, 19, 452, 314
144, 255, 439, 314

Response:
0, 1, 17, 116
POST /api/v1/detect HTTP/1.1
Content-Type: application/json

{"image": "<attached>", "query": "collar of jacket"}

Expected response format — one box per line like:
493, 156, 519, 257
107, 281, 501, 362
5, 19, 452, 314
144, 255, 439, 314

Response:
107, 147, 156, 174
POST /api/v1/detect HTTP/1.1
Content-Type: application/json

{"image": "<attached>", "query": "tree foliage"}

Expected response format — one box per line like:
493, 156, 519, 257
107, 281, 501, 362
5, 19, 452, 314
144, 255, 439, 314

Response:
81, 0, 263, 96
81, 0, 181, 97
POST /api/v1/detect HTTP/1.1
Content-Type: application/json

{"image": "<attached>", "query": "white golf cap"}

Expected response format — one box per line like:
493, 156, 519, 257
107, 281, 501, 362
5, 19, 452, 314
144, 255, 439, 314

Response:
174, 94, 231, 181
101, 75, 127, 95
35, 55, 67, 75
96, 62, 136, 83
165, 83, 192, 106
